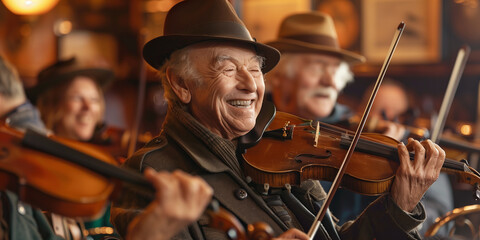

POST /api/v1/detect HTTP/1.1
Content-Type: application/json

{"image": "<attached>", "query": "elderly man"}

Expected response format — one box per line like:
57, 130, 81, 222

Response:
265, 12, 406, 140
111, 0, 445, 240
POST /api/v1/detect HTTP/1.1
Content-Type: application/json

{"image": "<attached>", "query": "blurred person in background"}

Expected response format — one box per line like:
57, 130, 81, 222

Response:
26, 57, 118, 239
28, 57, 113, 143
359, 78, 453, 237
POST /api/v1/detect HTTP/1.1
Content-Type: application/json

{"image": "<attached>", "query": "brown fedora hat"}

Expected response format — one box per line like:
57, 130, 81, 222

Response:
26, 57, 114, 104
142, 0, 280, 73
266, 12, 365, 64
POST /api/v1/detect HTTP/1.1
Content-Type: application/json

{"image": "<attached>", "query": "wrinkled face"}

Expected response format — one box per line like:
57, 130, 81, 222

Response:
172, 43, 264, 140
272, 53, 342, 120
55, 76, 103, 141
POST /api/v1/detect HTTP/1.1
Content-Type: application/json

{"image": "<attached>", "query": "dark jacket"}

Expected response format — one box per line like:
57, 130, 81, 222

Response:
111, 106, 425, 240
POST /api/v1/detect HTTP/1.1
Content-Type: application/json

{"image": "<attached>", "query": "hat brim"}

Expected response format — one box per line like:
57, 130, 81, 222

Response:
266, 38, 365, 64
143, 35, 281, 73
27, 68, 114, 104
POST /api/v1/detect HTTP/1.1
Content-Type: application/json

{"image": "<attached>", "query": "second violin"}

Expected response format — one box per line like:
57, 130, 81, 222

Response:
241, 111, 480, 196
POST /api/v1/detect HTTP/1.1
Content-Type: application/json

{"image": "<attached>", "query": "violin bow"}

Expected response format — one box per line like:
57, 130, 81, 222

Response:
431, 45, 471, 143
127, 31, 148, 158
307, 22, 405, 239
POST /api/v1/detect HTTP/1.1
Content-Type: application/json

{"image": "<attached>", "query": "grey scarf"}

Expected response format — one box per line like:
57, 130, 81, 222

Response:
170, 106, 244, 178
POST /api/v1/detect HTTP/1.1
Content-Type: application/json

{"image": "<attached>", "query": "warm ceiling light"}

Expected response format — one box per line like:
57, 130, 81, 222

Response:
460, 124, 473, 136
2, 0, 60, 15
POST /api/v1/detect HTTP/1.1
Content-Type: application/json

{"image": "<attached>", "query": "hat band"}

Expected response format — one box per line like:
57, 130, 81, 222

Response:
283, 34, 339, 48
167, 21, 254, 41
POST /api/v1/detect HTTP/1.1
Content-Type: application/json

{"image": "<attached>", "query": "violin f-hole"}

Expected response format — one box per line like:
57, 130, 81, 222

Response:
294, 151, 332, 163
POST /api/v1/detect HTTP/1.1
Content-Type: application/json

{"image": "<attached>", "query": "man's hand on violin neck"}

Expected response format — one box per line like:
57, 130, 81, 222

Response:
390, 138, 445, 212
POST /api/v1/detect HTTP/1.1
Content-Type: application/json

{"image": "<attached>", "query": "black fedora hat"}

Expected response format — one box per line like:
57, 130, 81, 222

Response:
26, 57, 114, 104
142, 0, 280, 73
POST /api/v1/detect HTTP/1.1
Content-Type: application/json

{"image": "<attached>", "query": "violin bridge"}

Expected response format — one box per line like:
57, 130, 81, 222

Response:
282, 121, 290, 138
314, 121, 320, 147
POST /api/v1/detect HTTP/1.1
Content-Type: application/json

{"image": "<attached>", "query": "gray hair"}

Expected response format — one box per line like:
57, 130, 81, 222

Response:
266, 53, 354, 91
157, 44, 201, 109
0, 56, 25, 100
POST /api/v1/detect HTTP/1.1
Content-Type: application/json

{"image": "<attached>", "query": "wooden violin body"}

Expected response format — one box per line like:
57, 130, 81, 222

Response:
207, 200, 274, 240
242, 111, 480, 196
0, 124, 118, 219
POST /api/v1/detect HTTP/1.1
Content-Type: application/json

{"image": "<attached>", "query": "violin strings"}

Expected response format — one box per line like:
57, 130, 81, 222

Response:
284, 121, 471, 175
341, 135, 468, 173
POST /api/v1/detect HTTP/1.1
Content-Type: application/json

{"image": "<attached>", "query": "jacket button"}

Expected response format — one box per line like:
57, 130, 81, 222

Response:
17, 203, 26, 215
235, 189, 248, 200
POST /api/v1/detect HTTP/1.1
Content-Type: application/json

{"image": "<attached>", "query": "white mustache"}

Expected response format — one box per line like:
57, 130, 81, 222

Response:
304, 87, 338, 101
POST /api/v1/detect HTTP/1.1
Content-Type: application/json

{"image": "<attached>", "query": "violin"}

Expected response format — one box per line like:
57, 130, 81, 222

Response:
0, 124, 119, 218
207, 200, 274, 240
0, 123, 273, 239
241, 111, 480, 196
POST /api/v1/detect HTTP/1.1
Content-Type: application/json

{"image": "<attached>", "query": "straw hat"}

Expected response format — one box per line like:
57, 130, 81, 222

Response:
266, 12, 365, 64
26, 57, 114, 104
142, 0, 280, 73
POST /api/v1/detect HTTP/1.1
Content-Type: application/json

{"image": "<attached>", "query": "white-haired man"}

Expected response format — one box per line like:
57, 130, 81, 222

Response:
266, 13, 406, 139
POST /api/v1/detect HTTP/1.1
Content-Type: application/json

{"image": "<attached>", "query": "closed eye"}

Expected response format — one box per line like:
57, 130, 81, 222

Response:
223, 68, 236, 77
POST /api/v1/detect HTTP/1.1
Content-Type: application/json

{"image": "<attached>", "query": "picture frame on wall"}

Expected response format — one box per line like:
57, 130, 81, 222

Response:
361, 0, 442, 63
58, 30, 119, 70
241, 0, 311, 43
315, 0, 362, 53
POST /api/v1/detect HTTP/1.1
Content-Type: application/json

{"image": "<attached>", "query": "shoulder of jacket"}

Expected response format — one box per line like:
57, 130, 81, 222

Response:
123, 133, 172, 171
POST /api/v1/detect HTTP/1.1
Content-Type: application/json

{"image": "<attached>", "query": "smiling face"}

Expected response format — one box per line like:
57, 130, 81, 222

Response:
270, 53, 347, 120
167, 42, 265, 140
55, 76, 104, 141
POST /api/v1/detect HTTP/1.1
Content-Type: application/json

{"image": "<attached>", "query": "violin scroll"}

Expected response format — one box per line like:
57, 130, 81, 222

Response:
247, 222, 274, 240
207, 200, 274, 240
